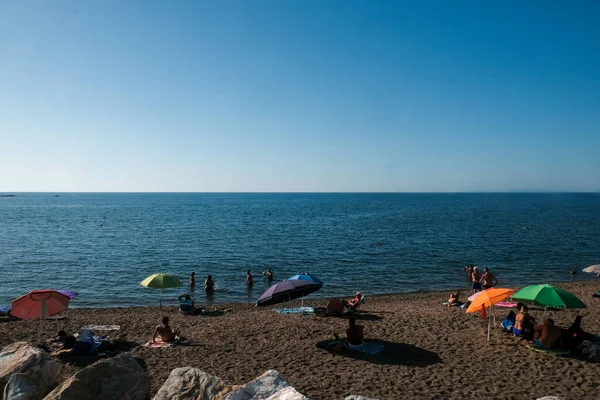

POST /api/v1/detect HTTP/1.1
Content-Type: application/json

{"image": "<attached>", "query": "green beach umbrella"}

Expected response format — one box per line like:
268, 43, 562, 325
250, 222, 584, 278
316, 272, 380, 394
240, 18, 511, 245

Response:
141, 273, 182, 307
512, 284, 586, 309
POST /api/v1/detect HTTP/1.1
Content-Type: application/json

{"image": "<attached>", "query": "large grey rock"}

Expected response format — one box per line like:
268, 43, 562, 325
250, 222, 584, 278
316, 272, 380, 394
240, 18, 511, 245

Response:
43, 352, 148, 400
345, 396, 379, 400
0, 342, 60, 400
153, 367, 232, 400
221, 370, 308, 400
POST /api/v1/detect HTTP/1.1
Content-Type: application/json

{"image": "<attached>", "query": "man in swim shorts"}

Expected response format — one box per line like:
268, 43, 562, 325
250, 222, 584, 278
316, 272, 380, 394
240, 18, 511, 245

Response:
480, 267, 499, 289
533, 318, 562, 350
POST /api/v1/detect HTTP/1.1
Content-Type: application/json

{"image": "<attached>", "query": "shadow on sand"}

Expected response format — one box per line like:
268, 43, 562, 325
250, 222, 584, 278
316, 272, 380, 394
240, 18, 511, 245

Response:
316, 339, 442, 366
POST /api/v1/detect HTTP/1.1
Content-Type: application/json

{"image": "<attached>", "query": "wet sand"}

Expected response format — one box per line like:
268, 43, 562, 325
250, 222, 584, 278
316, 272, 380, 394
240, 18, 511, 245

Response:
1, 281, 600, 399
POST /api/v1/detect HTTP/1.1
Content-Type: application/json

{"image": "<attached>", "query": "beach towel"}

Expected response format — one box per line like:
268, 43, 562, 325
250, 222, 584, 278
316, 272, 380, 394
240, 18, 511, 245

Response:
275, 307, 314, 315
528, 345, 570, 356
496, 301, 518, 308
81, 325, 120, 331
144, 339, 174, 348
329, 340, 384, 355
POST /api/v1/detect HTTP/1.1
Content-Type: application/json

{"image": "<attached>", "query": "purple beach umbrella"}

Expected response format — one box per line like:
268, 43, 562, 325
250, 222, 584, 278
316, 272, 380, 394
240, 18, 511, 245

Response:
57, 290, 78, 300
256, 280, 321, 307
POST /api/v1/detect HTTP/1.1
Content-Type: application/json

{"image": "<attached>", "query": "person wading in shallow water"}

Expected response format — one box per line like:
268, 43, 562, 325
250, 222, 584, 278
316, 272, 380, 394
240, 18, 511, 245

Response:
246, 270, 253, 286
204, 275, 215, 293
480, 267, 499, 289
263, 268, 273, 282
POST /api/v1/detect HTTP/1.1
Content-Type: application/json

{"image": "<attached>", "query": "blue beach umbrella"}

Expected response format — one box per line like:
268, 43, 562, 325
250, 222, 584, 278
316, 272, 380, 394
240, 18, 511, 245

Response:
287, 273, 323, 286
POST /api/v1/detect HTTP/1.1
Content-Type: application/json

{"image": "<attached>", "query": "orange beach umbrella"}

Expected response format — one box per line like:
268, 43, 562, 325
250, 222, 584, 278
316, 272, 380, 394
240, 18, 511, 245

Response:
466, 288, 515, 313
12, 289, 71, 343
466, 288, 516, 341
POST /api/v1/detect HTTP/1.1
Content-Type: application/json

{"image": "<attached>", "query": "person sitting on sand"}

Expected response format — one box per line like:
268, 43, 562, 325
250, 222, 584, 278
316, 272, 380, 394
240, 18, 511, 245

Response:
448, 291, 460, 307
178, 294, 196, 315
532, 318, 563, 350
471, 267, 482, 293
335, 317, 364, 347
246, 270, 253, 286
204, 275, 215, 293
263, 268, 273, 281
152, 316, 181, 343
513, 305, 529, 337
57, 330, 77, 350
479, 267, 499, 289
342, 292, 362, 309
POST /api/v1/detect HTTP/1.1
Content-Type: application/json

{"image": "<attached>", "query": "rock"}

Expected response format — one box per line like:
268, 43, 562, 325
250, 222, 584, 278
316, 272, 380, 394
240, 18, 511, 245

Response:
221, 370, 309, 400
344, 397, 379, 400
44, 352, 148, 400
0, 342, 60, 400
153, 367, 232, 400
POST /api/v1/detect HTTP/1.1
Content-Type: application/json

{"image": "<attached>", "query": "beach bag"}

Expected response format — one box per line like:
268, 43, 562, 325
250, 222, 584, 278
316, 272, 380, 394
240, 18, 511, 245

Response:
501, 311, 516, 332
327, 299, 344, 316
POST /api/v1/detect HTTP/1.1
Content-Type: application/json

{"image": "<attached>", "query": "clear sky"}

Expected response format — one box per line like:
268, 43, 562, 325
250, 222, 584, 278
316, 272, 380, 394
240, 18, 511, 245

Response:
1, 1, 599, 192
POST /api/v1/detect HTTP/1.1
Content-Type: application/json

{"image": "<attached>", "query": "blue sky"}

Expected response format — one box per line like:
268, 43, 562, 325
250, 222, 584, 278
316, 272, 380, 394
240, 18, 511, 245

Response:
1, 1, 599, 192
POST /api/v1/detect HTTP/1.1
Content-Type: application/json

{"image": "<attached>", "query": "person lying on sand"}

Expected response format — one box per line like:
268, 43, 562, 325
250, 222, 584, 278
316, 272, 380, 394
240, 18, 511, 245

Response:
532, 318, 562, 350
153, 316, 181, 343
342, 292, 362, 309
334, 317, 364, 347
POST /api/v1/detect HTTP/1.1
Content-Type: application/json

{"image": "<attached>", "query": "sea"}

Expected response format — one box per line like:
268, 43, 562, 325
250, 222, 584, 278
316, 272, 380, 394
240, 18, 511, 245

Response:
1, 193, 599, 308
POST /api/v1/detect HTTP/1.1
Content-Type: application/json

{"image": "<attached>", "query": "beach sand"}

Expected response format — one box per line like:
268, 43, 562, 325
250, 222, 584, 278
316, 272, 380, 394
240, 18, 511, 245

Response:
1, 281, 599, 399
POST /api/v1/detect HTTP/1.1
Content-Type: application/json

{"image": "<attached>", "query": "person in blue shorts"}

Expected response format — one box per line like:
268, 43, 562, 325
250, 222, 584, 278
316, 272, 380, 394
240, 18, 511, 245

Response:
532, 319, 562, 350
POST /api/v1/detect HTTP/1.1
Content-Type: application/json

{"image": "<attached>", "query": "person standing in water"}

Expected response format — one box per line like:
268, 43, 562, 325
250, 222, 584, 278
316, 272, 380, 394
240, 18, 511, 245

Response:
246, 270, 253, 286
189, 272, 196, 290
263, 267, 273, 282
204, 275, 215, 293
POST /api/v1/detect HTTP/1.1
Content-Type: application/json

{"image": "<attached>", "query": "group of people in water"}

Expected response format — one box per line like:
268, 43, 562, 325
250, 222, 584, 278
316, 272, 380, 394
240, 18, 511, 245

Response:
187, 268, 275, 293
464, 264, 499, 292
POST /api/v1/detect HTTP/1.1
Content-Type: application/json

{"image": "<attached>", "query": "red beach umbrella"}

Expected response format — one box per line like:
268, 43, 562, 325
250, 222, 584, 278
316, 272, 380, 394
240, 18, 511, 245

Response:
12, 290, 71, 342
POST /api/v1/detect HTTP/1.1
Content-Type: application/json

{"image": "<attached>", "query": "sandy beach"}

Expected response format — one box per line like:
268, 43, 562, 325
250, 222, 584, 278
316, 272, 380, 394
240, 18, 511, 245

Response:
1, 280, 599, 399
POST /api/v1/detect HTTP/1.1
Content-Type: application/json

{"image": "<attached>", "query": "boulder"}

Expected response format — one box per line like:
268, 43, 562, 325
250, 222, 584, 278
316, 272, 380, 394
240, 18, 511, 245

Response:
43, 352, 148, 400
0, 342, 60, 400
221, 370, 308, 400
153, 367, 232, 400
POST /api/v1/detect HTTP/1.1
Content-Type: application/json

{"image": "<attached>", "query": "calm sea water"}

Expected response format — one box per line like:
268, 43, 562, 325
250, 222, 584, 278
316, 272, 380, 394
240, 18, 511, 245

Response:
1, 193, 599, 308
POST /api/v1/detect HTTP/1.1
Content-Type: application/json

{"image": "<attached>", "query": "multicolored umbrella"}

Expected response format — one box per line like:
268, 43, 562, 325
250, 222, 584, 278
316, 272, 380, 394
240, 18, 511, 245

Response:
512, 284, 586, 309
256, 280, 321, 307
141, 273, 182, 307
287, 273, 323, 286
11, 290, 71, 342
582, 265, 600, 274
